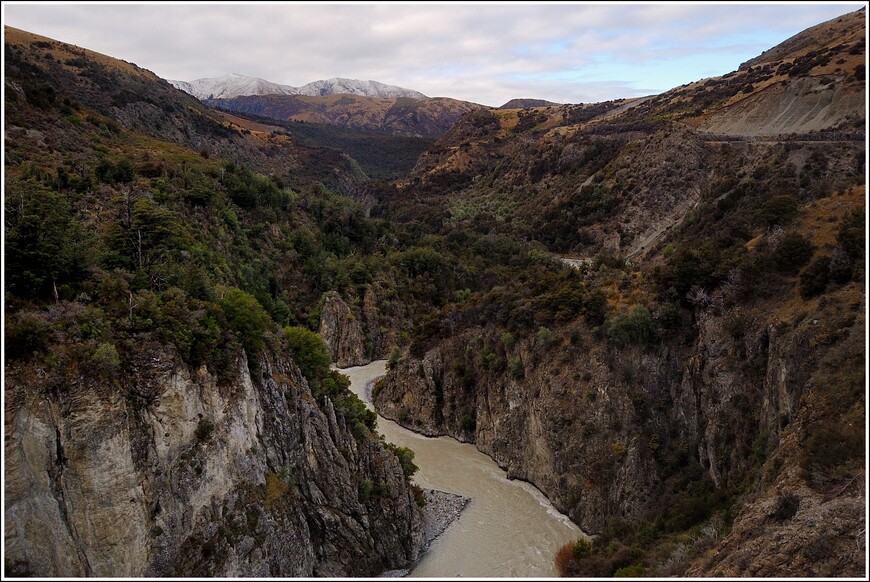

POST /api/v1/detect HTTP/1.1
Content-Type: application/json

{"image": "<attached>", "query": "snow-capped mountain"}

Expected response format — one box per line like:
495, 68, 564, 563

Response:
295, 78, 426, 99
168, 74, 426, 100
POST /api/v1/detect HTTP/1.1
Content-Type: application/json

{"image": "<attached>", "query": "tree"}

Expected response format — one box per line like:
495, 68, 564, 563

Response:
218, 287, 272, 360
5, 178, 86, 300
284, 325, 333, 389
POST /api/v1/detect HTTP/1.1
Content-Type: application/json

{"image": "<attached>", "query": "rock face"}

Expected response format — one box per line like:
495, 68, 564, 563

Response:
4, 339, 421, 577
319, 292, 368, 368
373, 281, 865, 574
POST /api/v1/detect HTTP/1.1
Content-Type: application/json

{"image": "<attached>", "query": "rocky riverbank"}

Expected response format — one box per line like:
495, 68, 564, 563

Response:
380, 489, 471, 577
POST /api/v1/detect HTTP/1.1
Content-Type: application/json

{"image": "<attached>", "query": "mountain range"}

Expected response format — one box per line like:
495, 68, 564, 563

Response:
169, 73, 426, 100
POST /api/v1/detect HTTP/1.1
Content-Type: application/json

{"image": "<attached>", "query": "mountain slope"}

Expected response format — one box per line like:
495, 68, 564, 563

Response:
206, 93, 485, 138
169, 73, 426, 100
4, 25, 435, 577
369, 8, 866, 578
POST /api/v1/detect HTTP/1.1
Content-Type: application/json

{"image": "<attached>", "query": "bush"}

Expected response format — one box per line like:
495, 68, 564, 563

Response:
771, 493, 800, 521
218, 287, 272, 360
509, 357, 525, 379
91, 342, 120, 374
536, 326, 554, 347
284, 326, 333, 389
5, 311, 52, 359
387, 345, 402, 369
614, 564, 646, 577
195, 418, 215, 442
606, 305, 654, 347
800, 421, 864, 492
799, 256, 830, 298
772, 233, 813, 273
572, 538, 593, 560
555, 543, 576, 577
385, 443, 418, 478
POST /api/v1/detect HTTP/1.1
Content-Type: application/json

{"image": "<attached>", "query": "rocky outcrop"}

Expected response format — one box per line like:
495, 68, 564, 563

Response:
4, 338, 421, 577
319, 292, 367, 368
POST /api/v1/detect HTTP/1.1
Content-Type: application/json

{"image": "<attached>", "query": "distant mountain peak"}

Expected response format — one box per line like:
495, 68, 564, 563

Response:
168, 74, 426, 100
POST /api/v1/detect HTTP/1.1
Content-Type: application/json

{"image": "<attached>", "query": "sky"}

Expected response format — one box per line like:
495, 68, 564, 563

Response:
2, 2, 864, 107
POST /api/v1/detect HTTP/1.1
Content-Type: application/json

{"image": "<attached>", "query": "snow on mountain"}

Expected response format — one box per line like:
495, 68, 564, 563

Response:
168, 74, 426, 100
296, 78, 426, 99
168, 74, 296, 100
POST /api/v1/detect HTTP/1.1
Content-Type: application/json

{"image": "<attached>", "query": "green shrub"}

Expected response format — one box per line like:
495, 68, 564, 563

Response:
536, 326, 554, 347
606, 305, 654, 347
284, 325, 333, 390
501, 331, 516, 349
509, 357, 525, 379
387, 345, 402, 369
218, 287, 272, 360
384, 443, 418, 478
572, 537, 593, 560
614, 564, 646, 577
92, 342, 120, 374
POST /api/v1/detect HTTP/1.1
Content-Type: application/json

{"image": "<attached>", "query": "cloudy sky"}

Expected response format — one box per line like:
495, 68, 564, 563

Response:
3, 2, 863, 106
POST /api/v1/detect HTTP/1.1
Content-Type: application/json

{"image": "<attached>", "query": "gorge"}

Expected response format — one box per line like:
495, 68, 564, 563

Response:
3, 6, 867, 579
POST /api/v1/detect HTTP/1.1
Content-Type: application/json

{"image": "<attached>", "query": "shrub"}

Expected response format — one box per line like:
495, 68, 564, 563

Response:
218, 287, 272, 360
92, 342, 120, 374
358, 478, 375, 503
509, 357, 525, 379
264, 470, 291, 509
284, 325, 333, 390
606, 305, 654, 347
501, 331, 516, 349
395, 446, 418, 477
387, 345, 402, 369
800, 421, 864, 492
771, 493, 800, 521
6, 311, 52, 359
536, 326, 554, 347
772, 233, 813, 273
555, 543, 576, 576
799, 256, 830, 298
614, 564, 646, 577
195, 418, 215, 442
572, 538, 593, 560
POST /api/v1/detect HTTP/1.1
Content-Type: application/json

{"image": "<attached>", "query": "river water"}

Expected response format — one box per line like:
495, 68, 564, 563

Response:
341, 360, 584, 578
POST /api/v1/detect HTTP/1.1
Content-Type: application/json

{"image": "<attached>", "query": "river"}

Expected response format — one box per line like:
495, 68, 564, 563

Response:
341, 360, 584, 578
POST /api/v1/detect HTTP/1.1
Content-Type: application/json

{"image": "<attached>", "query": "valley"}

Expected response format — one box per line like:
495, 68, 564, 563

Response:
3, 6, 866, 579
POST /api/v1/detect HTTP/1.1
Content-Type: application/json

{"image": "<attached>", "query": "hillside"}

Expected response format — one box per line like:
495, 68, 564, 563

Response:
3, 25, 465, 577
205, 93, 485, 139
213, 109, 435, 181
368, 8, 866, 577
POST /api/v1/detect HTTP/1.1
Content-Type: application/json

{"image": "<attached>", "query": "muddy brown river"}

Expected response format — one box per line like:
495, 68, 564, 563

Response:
341, 360, 584, 577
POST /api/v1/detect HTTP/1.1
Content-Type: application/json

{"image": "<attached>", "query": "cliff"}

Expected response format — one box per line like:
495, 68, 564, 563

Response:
374, 273, 865, 574
5, 336, 421, 577
319, 292, 368, 367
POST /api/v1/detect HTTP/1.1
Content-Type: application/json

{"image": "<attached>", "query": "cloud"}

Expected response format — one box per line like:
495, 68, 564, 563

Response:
3, 2, 861, 106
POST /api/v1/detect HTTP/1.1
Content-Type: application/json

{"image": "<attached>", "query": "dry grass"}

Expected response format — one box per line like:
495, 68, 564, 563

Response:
796, 186, 865, 250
